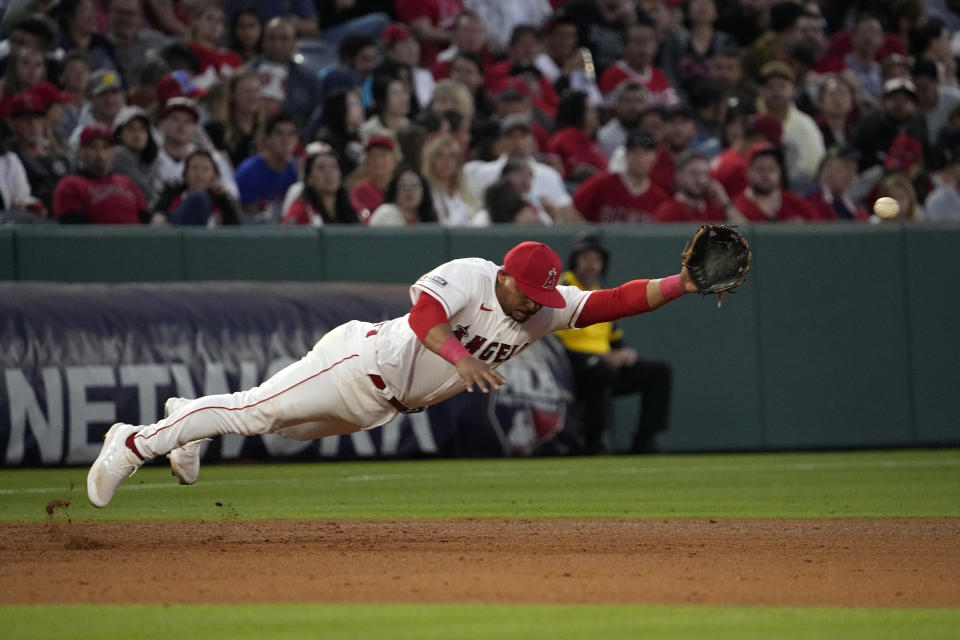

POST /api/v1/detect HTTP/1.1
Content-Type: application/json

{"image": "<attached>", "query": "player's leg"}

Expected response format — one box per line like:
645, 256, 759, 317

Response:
88, 322, 388, 507
612, 358, 672, 453
165, 397, 211, 485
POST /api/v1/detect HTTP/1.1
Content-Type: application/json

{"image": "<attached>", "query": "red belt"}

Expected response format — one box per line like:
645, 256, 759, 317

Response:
369, 374, 424, 414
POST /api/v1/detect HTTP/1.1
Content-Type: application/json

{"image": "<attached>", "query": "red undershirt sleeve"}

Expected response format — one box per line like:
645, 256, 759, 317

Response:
575, 279, 651, 328
408, 292, 449, 342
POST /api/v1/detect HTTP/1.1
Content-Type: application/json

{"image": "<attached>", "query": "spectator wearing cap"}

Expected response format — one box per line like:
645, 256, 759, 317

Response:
67, 68, 125, 150
573, 129, 668, 223
597, 82, 646, 157
234, 112, 298, 222
912, 58, 960, 143
394, 0, 463, 69
29, 81, 75, 146
248, 18, 323, 135
5, 89, 71, 212
430, 10, 493, 81
607, 103, 695, 193
383, 22, 435, 111
805, 145, 868, 221
653, 152, 736, 222
463, 113, 581, 223
923, 141, 960, 221
732, 145, 819, 222
757, 59, 825, 194
52, 123, 148, 223
546, 90, 608, 183
152, 148, 242, 226
490, 76, 551, 152
815, 74, 858, 148
53, 0, 121, 73
110, 105, 159, 203
186, 2, 243, 89
154, 96, 239, 201
710, 113, 782, 198
599, 21, 678, 106
282, 142, 359, 226
852, 77, 928, 172
348, 134, 399, 217
107, 0, 170, 85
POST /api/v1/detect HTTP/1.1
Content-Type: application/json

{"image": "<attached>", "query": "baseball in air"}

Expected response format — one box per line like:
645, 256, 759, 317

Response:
873, 197, 900, 219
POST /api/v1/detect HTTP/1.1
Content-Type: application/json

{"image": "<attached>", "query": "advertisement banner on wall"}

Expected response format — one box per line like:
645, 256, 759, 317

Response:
0, 283, 576, 467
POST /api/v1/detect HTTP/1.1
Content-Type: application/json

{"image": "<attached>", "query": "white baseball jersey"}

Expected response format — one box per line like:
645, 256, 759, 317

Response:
373, 257, 592, 408
130, 256, 593, 459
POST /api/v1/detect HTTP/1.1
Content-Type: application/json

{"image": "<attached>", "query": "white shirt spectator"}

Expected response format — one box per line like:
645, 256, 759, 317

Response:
153, 147, 239, 201
462, 154, 572, 213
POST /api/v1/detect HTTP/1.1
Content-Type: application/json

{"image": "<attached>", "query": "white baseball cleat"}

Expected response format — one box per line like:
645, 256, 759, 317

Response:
87, 423, 144, 508
168, 439, 208, 485
163, 397, 209, 485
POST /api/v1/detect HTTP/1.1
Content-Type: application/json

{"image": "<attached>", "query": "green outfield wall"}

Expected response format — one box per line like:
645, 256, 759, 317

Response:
4, 223, 958, 452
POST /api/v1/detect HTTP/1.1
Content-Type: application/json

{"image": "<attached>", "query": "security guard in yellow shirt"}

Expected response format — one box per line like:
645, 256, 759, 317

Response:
555, 232, 672, 454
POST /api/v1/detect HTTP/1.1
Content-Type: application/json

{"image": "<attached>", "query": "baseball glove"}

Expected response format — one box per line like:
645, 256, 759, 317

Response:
681, 224, 752, 307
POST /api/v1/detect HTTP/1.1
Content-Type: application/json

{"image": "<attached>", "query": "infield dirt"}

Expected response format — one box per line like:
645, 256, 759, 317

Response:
2, 519, 958, 607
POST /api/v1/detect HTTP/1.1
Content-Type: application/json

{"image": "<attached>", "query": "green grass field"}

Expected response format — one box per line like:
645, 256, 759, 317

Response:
2, 449, 958, 639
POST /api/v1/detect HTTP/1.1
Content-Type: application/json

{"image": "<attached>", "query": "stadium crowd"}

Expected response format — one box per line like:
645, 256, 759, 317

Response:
1, 0, 960, 225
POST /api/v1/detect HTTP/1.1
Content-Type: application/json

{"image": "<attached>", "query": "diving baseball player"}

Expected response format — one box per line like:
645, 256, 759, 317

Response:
88, 241, 698, 507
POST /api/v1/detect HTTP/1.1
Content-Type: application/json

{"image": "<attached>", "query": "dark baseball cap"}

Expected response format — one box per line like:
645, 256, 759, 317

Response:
503, 242, 566, 309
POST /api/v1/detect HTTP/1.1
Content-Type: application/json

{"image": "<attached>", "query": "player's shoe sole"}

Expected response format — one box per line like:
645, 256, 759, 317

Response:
87, 423, 143, 508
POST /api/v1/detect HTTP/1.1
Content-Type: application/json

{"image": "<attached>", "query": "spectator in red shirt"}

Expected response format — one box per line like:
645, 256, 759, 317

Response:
395, 0, 464, 68
573, 129, 668, 223
52, 123, 148, 223
732, 145, 819, 222
806, 145, 869, 221
711, 113, 783, 198
283, 142, 360, 226
598, 21, 678, 106
186, 2, 243, 88
654, 152, 736, 222
348, 134, 400, 220
651, 104, 697, 193
546, 90, 608, 183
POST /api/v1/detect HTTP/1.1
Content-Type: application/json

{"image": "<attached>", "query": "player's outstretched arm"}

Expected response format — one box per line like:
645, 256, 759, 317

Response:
574, 268, 696, 328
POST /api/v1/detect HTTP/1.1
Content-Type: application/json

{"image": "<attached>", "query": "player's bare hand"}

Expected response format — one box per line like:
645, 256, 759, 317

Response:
455, 357, 506, 393
680, 266, 699, 293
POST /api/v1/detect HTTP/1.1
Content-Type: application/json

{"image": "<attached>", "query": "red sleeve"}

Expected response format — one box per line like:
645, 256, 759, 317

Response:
408, 291, 449, 342
575, 279, 651, 328
52, 176, 85, 218
652, 199, 686, 222
283, 200, 309, 225
572, 173, 603, 222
